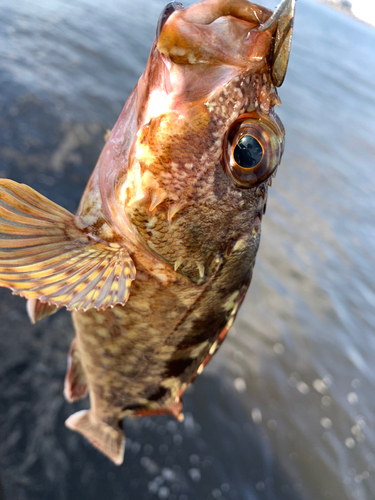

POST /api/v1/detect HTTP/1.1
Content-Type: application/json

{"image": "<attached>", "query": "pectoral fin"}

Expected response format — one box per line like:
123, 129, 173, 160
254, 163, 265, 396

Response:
0, 179, 136, 311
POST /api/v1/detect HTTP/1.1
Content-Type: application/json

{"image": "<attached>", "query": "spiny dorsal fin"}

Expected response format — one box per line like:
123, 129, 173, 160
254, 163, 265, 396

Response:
0, 179, 136, 311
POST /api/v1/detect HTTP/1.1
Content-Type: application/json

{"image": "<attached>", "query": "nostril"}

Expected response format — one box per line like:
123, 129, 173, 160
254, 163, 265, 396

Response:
156, 2, 185, 40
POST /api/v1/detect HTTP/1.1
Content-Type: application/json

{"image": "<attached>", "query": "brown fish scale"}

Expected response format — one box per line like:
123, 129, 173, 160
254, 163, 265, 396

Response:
72, 233, 255, 422
128, 181, 261, 283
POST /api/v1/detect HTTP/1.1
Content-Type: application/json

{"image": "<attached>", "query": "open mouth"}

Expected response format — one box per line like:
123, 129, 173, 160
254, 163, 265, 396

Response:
157, 0, 295, 86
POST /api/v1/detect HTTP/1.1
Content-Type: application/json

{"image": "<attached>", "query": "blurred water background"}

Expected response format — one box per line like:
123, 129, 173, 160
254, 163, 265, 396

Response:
0, 0, 374, 499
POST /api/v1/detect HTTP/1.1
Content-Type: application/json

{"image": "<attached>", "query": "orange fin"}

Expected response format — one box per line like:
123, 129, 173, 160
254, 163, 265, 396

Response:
0, 179, 136, 311
27, 298, 59, 323
131, 400, 184, 421
64, 339, 88, 402
65, 410, 125, 465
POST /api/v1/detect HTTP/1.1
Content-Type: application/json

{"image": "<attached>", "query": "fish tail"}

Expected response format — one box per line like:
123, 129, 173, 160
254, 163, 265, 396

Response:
65, 410, 125, 465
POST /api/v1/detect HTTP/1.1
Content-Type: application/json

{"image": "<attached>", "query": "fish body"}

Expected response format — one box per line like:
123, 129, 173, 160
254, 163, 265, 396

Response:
0, 0, 295, 463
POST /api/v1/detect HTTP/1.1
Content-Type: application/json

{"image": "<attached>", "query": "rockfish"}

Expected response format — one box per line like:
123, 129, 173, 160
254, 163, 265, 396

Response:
0, 0, 295, 464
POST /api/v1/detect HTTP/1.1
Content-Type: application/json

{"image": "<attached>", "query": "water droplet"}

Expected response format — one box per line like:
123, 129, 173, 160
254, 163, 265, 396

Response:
148, 481, 159, 494
251, 408, 262, 425
345, 437, 356, 449
184, 413, 195, 432
356, 416, 366, 428
313, 379, 328, 394
166, 421, 178, 433
296, 381, 310, 395
141, 456, 159, 474
162, 468, 176, 482
158, 486, 170, 499
234, 377, 247, 393
351, 424, 361, 436
256, 481, 265, 491
347, 392, 358, 404
131, 441, 141, 453
321, 395, 331, 406
189, 468, 201, 482
322, 374, 332, 386
173, 434, 183, 445
267, 420, 277, 430
189, 454, 200, 466
351, 378, 361, 389
320, 417, 333, 429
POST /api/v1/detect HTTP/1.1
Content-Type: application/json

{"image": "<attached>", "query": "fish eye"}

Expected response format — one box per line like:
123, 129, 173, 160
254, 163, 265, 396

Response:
156, 2, 184, 40
233, 135, 263, 169
223, 113, 283, 188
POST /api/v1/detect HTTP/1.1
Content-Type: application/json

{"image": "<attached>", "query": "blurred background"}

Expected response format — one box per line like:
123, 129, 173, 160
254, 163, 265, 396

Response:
0, 0, 374, 499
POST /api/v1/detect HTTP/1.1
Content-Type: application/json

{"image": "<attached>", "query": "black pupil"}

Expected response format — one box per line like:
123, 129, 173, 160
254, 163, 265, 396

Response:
233, 135, 263, 168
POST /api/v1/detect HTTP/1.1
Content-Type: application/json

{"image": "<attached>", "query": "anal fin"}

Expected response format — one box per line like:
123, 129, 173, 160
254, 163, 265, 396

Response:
131, 400, 184, 421
0, 179, 136, 311
64, 339, 88, 402
65, 410, 125, 465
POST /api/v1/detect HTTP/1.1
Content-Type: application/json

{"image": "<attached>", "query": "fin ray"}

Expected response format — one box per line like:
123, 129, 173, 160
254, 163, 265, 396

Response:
0, 179, 135, 311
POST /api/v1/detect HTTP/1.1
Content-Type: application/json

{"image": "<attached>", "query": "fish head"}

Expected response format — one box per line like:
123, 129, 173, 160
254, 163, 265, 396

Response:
102, 0, 295, 283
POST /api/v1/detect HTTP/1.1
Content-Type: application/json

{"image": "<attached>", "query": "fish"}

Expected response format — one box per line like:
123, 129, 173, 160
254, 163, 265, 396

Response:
0, 0, 295, 464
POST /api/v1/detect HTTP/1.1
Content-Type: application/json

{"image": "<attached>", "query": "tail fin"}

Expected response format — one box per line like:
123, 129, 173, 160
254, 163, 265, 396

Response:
65, 410, 125, 465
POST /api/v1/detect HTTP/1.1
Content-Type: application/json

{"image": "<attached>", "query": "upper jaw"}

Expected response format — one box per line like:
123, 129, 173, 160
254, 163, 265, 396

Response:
157, 0, 295, 86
